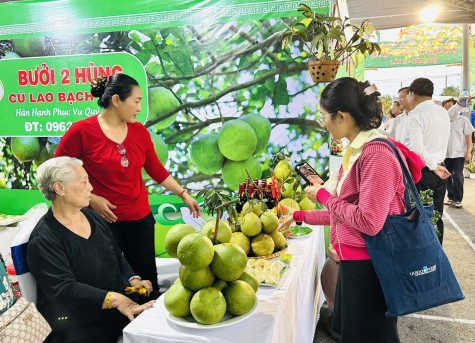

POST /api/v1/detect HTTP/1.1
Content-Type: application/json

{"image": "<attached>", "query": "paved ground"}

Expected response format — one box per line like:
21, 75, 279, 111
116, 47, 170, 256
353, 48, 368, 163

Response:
314, 178, 475, 343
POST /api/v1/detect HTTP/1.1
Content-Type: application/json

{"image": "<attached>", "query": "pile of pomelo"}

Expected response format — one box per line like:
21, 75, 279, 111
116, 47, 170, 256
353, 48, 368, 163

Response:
163, 224, 258, 325
231, 199, 288, 257
190, 113, 271, 190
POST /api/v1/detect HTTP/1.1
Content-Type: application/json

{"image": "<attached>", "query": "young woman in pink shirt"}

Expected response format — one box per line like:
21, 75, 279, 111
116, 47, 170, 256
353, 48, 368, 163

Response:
280, 77, 424, 342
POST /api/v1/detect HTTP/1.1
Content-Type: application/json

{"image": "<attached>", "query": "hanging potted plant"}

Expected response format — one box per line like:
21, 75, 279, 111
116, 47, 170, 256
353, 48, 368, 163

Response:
281, 4, 381, 83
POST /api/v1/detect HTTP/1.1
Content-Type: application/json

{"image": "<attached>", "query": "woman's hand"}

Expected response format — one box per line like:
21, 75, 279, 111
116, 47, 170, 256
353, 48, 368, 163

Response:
106, 292, 155, 321
129, 279, 153, 297
182, 193, 201, 218
89, 194, 117, 223
277, 205, 295, 233
304, 184, 324, 203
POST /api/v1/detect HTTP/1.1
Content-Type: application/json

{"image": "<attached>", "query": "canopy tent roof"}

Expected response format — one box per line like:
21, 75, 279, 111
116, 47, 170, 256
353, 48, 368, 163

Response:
345, 0, 475, 29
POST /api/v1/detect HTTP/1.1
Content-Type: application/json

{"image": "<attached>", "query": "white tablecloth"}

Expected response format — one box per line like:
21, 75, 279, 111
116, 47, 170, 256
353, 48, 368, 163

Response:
123, 225, 325, 343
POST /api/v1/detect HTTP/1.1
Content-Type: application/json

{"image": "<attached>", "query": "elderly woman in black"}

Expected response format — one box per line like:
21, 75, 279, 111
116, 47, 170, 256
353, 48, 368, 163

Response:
28, 156, 155, 343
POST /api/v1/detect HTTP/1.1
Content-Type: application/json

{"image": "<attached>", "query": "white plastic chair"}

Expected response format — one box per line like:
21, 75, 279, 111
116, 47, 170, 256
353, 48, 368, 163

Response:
10, 204, 48, 304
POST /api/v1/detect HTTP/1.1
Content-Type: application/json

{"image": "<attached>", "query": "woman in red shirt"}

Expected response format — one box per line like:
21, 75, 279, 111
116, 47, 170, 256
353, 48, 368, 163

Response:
55, 74, 200, 296
280, 78, 424, 342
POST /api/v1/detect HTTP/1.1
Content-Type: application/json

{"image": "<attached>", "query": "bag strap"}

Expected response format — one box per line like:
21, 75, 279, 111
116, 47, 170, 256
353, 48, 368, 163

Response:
371, 138, 431, 223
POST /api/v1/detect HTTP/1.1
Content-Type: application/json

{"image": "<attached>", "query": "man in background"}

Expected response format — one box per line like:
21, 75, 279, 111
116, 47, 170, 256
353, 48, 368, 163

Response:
407, 78, 451, 245
387, 87, 411, 143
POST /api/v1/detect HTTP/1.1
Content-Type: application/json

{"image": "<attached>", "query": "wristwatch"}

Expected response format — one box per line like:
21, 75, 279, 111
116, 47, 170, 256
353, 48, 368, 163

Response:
128, 275, 142, 282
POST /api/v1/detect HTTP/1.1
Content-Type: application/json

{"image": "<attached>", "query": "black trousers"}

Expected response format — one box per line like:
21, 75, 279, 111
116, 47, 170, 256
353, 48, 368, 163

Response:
108, 213, 159, 292
332, 260, 399, 343
416, 167, 447, 245
444, 157, 466, 202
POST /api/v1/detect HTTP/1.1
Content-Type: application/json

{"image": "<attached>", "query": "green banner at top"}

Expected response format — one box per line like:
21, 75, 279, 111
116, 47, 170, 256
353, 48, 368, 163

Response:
365, 36, 467, 68
0, 0, 331, 39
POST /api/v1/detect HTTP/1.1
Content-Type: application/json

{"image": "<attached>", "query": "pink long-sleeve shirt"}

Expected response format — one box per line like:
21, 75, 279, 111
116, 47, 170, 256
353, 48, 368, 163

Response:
294, 140, 423, 260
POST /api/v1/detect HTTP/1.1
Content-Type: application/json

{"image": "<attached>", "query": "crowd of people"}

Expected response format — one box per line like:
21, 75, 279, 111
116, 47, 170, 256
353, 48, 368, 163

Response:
25, 74, 474, 342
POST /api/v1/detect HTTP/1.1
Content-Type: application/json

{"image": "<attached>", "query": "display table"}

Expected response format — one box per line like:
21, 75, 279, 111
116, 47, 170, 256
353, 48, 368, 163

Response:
123, 225, 325, 343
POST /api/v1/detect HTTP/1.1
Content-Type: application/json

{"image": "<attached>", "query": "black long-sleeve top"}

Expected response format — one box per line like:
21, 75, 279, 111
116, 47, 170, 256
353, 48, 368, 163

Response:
27, 207, 135, 343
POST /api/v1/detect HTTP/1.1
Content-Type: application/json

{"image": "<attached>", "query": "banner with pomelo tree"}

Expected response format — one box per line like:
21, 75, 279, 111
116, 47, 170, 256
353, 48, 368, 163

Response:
0, 0, 331, 211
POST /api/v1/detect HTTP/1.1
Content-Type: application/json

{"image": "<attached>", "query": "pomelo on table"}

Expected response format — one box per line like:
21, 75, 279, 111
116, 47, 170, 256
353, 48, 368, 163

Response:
190, 134, 224, 175
298, 195, 317, 210
179, 265, 215, 291
218, 120, 256, 161
239, 113, 271, 155
273, 159, 292, 182
210, 243, 247, 281
241, 200, 267, 217
230, 232, 250, 255
251, 233, 275, 256
240, 212, 261, 237
177, 233, 214, 270
238, 271, 259, 293
190, 287, 227, 325
260, 212, 279, 234
270, 230, 287, 250
164, 279, 194, 317
201, 219, 232, 244
222, 156, 262, 190
222, 280, 256, 316
148, 87, 180, 130
211, 279, 227, 291
164, 224, 196, 258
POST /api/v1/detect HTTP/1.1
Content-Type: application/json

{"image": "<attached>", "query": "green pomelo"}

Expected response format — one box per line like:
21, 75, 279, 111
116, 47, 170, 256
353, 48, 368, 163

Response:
164, 281, 194, 317
230, 232, 250, 255
165, 224, 196, 258
201, 219, 232, 244
218, 120, 257, 161
1, 51, 20, 59
241, 200, 267, 217
33, 146, 54, 167
238, 271, 259, 293
210, 243, 247, 281
278, 198, 300, 215
190, 287, 227, 325
273, 160, 292, 182
13, 38, 44, 57
281, 178, 302, 198
211, 279, 227, 291
222, 280, 256, 316
251, 233, 275, 256
270, 230, 287, 250
240, 212, 262, 237
260, 212, 279, 234
149, 130, 168, 163
177, 233, 214, 270
11, 137, 41, 163
179, 265, 215, 291
190, 134, 224, 175
240, 113, 271, 155
222, 157, 262, 191
299, 195, 317, 211
148, 87, 180, 130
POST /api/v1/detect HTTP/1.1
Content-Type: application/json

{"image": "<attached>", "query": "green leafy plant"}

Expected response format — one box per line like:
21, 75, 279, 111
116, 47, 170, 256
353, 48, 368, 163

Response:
441, 86, 460, 97
414, 189, 441, 237
465, 144, 475, 173
281, 3, 381, 62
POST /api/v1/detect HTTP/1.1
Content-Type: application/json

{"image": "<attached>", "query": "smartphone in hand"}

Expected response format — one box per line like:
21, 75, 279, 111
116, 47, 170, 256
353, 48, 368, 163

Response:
295, 162, 326, 186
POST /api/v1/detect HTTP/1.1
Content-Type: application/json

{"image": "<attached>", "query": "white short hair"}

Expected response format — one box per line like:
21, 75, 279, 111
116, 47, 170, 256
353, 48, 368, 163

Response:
36, 157, 83, 201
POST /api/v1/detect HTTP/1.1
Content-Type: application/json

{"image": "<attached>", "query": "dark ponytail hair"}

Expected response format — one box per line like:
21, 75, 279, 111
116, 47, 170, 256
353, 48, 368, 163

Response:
90, 73, 139, 107
320, 77, 382, 130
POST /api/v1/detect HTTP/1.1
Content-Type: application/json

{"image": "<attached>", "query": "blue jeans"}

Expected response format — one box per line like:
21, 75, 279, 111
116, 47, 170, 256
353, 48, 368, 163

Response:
445, 157, 465, 202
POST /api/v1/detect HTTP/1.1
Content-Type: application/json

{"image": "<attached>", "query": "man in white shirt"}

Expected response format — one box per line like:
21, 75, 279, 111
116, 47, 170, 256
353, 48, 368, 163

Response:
387, 87, 411, 143
407, 78, 451, 245
444, 102, 475, 208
